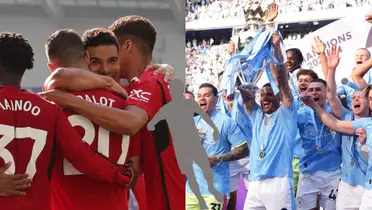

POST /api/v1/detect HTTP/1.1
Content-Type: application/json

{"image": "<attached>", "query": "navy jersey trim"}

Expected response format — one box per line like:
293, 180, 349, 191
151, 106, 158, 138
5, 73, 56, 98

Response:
152, 80, 171, 210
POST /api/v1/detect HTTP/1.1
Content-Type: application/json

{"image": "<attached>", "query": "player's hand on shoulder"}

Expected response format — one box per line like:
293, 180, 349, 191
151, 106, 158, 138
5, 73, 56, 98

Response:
38, 89, 74, 108
149, 63, 175, 83
120, 160, 138, 189
106, 79, 128, 99
0, 162, 31, 197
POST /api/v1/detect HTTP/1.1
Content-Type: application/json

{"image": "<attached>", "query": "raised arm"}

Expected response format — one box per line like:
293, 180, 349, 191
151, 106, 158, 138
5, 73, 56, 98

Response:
238, 85, 258, 115
301, 93, 354, 135
272, 34, 293, 108
326, 45, 344, 118
351, 58, 372, 88
311, 36, 328, 79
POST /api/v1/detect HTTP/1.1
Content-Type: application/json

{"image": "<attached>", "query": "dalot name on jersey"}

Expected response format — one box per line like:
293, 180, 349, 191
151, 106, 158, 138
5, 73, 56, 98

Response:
76, 94, 116, 107
0, 99, 41, 116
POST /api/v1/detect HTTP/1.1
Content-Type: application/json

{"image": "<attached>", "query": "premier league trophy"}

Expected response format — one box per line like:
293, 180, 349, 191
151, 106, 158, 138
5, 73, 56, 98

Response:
219, 1, 286, 96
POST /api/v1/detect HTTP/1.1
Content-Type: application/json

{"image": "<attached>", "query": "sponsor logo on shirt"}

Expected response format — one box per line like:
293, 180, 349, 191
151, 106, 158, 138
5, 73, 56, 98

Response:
128, 89, 151, 103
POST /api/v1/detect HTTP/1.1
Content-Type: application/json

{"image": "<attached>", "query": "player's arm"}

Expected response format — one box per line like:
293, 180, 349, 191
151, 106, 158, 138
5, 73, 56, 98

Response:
351, 58, 372, 88
44, 68, 125, 95
69, 97, 148, 136
311, 36, 328, 79
210, 122, 249, 167
40, 89, 147, 136
238, 85, 258, 115
128, 133, 142, 175
220, 122, 249, 161
326, 46, 344, 118
271, 34, 293, 108
301, 94, 354, 135
55, 108, 137, 188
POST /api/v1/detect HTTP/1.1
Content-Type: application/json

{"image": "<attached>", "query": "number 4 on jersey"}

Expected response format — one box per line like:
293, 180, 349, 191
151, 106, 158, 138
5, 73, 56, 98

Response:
63, 115, 130, 176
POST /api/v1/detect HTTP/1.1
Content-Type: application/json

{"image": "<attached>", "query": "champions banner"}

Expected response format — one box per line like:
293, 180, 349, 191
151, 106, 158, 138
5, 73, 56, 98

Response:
256, 7, 372, 87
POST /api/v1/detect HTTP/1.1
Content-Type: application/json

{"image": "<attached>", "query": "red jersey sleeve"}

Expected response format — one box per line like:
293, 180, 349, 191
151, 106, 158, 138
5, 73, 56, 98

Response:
128, 133, 141, 158
125, 77, 164, 120
54, 107, 132, 186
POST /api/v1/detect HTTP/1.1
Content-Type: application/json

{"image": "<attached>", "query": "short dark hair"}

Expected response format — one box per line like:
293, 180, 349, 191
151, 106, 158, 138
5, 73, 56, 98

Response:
310, 78, 327, 88
262, 83, 272, 88
199, 83, 218, 96
82, 28, 119, 50
109, 15, 157, 56
185, 89, 194, 98
297, 69, 319, 80
286, 48, 304, 65
364, 85, 372, 98
218, 71, 224, 79
45, 29, 85, 66
0, 32, 34, 75
357, 48, 371, 57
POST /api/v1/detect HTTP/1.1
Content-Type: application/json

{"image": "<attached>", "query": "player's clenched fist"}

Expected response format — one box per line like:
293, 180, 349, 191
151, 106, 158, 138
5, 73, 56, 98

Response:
365, 13, 372, 23
118, 160, 138, 189
356, 128, 367, 145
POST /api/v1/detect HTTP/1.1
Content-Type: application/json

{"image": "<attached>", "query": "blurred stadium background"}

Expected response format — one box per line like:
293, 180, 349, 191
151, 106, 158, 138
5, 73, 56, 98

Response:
0, 0, 185, 93
185, 0, 372, 92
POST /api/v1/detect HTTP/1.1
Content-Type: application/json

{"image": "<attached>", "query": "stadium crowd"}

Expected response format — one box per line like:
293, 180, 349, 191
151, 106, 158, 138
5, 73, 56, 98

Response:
186, 0, 371, 23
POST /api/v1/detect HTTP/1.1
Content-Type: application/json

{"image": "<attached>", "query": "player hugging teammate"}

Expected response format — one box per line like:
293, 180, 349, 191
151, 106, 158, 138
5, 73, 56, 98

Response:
0, 15, 185, 210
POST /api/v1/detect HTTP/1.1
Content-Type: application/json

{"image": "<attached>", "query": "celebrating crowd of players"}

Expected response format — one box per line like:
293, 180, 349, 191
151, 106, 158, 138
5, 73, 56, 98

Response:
193, 14, 372, 210
0, 15, 188, 210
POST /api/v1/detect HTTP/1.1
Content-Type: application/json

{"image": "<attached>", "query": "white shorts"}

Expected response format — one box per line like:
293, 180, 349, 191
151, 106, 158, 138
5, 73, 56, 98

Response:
360, 189, 372, 210
336, 180, 364, 210
230, 157, 250, 192
230, 173, 249, 192
296, 169, 341, 210
243, 175, 295, 210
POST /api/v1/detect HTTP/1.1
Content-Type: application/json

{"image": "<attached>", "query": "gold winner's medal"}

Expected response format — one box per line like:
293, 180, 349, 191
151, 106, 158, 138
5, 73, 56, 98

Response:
316, 146, 322, 152
259, 150, 265, 159
350, 159, 355, 167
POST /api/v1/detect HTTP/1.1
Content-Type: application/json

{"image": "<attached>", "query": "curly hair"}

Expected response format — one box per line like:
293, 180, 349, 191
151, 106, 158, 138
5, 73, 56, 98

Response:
0, 32, 34, 75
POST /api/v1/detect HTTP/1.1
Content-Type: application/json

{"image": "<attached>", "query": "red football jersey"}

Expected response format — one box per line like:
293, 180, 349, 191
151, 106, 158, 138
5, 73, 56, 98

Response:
51, 89, 141, 210
0, 86, 132, 210
125, 69, 186, 210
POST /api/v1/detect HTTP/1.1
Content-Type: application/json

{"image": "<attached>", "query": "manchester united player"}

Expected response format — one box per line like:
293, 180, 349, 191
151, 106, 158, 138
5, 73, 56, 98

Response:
44, 29, 141, 210
0, 32, 135, 210
82, 28, 147, 210
41, 16, 185, 210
